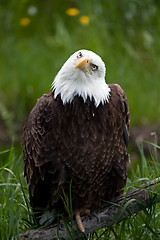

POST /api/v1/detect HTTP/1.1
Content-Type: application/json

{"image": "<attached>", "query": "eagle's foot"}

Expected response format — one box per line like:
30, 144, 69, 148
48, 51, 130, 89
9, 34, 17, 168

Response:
90, 211, 100, 222
75, 210, 88, 239
83, 209, 100, 222
82, 231, 88, 239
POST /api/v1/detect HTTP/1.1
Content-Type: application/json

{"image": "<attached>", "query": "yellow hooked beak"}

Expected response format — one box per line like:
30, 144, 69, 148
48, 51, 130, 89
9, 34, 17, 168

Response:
74, 56, 92, 74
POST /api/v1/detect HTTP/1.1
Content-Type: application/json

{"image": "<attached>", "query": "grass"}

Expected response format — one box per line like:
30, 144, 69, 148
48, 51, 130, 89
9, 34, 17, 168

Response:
0, 147, 35, 240
0, 142, 160, 240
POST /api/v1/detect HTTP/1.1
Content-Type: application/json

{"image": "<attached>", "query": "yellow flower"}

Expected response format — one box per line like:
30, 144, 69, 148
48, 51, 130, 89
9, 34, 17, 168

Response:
79, 15, 90, 25
66, 8, 80, 16
19, 17, 31, 26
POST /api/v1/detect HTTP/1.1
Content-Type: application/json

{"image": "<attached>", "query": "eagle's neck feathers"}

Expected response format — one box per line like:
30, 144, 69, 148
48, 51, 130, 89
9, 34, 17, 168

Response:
52, 64, 111, 107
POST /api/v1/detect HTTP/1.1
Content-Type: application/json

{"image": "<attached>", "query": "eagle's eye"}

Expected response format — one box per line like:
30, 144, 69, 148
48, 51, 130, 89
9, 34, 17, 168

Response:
77, 52, 82, 58
91, 64, 98, 71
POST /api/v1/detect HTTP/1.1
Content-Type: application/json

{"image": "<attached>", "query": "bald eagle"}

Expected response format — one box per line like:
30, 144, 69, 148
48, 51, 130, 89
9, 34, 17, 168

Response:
22, 49, 130, 236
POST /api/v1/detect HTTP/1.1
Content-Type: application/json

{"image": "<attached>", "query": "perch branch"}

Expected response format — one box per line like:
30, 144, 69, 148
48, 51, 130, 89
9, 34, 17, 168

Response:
20, 177, 160, 240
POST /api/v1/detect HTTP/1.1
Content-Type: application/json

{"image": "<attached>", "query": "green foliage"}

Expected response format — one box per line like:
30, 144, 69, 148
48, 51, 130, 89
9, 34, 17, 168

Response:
0, 147, 34, 240
0, 0, 160, 141
0, 142, 160, 239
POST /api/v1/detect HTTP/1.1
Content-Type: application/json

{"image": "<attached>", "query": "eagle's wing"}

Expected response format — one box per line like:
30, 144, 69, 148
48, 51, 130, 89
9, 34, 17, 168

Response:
107, 84, 130, 196
116, 84, 129, 146
21, 92, 63, 210
109, 83, 130, 144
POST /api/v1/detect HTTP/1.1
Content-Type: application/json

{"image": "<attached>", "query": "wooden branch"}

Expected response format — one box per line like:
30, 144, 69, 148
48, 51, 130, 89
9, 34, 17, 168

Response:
20, 177, 160, 240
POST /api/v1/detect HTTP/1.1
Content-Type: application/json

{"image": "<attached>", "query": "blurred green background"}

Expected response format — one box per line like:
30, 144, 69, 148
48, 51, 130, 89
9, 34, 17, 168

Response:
0, 0, 160, 146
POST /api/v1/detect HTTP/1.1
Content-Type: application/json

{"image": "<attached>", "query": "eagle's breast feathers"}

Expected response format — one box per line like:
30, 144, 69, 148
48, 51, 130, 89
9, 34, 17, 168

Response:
22, 83, 129, 212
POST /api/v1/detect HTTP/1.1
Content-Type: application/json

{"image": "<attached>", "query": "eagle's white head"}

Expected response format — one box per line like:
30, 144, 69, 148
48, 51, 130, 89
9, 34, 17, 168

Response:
52, 49, 110, 107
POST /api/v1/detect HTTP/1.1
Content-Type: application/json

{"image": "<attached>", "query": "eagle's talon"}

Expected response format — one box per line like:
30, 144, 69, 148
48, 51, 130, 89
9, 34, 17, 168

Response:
82, 231, 88, 239
90, 211, 100, 222
84, 209, 100, 222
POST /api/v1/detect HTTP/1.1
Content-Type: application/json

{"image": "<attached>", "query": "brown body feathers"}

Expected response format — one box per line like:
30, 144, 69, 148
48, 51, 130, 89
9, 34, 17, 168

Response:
22, 84, 129, 217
